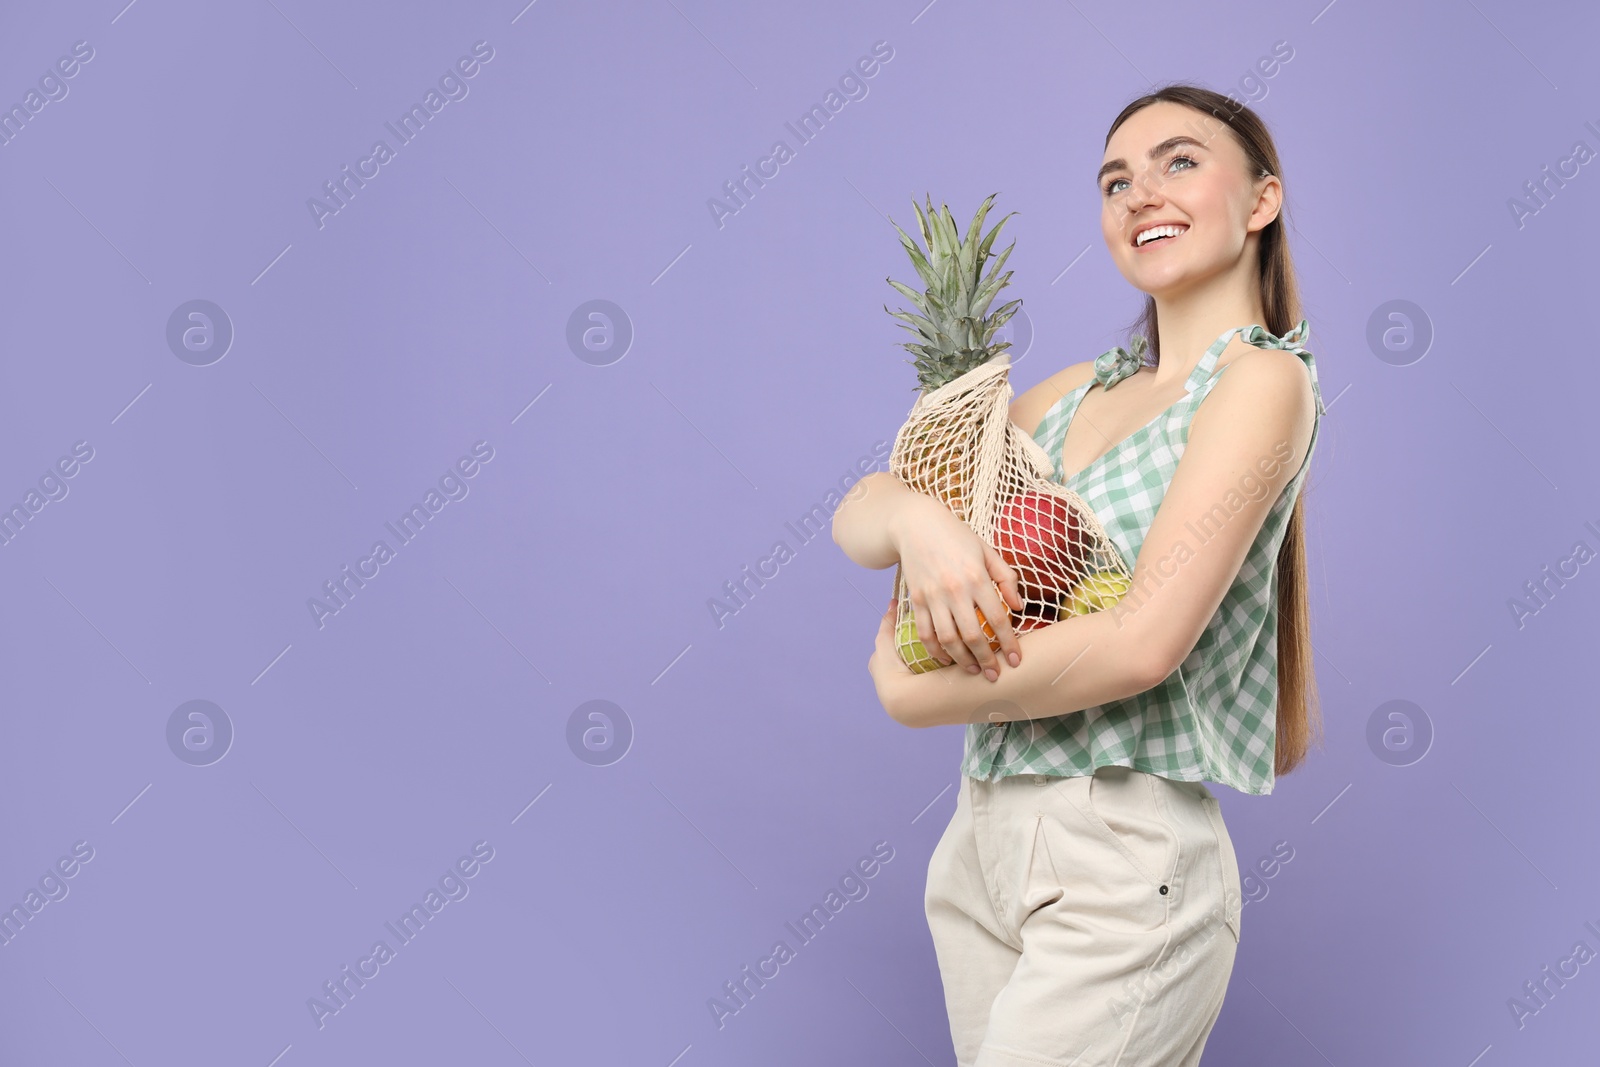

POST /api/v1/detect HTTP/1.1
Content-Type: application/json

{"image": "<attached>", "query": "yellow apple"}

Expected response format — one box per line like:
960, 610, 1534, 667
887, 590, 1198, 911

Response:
897, 616, 941, 674
1061, 571, 1131, 617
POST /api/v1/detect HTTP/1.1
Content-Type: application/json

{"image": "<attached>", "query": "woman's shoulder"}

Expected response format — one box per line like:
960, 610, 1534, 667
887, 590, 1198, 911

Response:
1188, 343, 1319, 475
1205, 340, 1317, 416
1009, 359, 1099, 437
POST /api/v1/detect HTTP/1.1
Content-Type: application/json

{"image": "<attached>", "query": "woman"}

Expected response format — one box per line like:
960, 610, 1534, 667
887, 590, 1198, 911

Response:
832, 84, 1326, 1065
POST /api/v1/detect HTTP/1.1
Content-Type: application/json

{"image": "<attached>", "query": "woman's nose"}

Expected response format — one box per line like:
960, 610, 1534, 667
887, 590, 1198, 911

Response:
1123, 173, 1164, 214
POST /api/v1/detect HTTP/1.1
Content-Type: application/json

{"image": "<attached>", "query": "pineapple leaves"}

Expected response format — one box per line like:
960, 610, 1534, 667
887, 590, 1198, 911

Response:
963, 194, 994, 256
969, 241, 1016, 318
883, 304, 939, 342
889, 223, 939, 293
883, 191, 1024, 393
977, 210, 1018, 261
981, 299, 1022, 343
913, 195, 936, 257
884, 277, 930, 310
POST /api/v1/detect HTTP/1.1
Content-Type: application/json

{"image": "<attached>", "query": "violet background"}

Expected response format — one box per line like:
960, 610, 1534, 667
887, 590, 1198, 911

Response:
2, 1, 1597, 1064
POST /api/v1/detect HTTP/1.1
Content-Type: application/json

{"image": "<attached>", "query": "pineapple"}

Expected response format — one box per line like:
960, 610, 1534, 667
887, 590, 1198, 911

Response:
884, 192, 1022, 517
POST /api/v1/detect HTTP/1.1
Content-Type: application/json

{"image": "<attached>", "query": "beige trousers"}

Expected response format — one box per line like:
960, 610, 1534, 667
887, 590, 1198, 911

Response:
924, 766, 1243, 1066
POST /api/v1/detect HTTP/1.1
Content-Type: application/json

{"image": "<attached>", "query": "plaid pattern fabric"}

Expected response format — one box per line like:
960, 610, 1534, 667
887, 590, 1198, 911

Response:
960, 321, 1327, 795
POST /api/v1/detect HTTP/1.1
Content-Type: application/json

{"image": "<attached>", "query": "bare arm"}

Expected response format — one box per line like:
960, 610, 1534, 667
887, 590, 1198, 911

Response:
882, 348, 1316, 728
831, 471, 922, 571
1129, 347, 1317, 677
880, 603, 1164, 729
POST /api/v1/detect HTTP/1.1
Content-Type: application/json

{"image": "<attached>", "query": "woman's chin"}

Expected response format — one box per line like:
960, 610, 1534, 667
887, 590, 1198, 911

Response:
1123, 261, 1211, 299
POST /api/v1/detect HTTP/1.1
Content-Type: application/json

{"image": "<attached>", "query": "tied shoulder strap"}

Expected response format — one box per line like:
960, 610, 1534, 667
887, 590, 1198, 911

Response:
1092, 333, 1149, 390
1237, 319, 1328, 417
1099, 320, 1328, 418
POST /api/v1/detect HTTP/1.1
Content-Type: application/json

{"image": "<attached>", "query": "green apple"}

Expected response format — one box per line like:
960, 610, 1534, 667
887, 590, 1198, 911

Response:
1062, 571, 1131, 617
898, 616, 943, 674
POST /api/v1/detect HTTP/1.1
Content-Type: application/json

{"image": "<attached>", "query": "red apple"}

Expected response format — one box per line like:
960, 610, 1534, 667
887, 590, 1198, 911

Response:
994, 492, 1088, 602
1016, 613, 1052, 632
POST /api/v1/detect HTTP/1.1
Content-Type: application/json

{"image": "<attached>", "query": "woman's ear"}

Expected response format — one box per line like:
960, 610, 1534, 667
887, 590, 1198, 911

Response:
1247, 173, 1283, 234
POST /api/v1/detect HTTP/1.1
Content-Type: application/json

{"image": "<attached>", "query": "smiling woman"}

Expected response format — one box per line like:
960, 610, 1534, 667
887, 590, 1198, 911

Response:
897, 82, 1330, 1066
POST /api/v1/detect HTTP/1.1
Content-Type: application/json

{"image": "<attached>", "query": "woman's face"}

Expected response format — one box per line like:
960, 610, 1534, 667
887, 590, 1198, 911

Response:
1098, 101, 1280, 297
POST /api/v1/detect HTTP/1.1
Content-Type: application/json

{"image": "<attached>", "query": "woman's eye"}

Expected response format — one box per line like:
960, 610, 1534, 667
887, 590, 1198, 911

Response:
1103, 154, 1198, 196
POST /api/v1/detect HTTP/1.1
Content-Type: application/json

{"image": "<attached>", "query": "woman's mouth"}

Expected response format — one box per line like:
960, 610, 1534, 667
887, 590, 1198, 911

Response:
1132, 223, 1189, 252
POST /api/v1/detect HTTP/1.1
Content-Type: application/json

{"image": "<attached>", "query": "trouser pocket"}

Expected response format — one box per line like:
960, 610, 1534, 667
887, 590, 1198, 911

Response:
1201, 795, 1243, 943
1036, 767, 1177, 934
1078, 766, 1178, 891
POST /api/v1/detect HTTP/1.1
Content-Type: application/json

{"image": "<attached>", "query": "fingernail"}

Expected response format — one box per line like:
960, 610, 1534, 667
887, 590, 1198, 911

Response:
966, 664, 980, 674
984, 669, 997, 681
1008, 653, 1020, 667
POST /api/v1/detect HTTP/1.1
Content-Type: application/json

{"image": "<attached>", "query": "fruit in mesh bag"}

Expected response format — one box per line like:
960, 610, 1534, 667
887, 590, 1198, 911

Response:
895, 567, 1062, 675
881, 193, 1129, 671
1061, 570, 1132, 616
899, 421, 969, 521
1015, 603, 1055, 631
993, 491, 1090, 605
897, 606, 1006, 675
885, 193, 1024, 674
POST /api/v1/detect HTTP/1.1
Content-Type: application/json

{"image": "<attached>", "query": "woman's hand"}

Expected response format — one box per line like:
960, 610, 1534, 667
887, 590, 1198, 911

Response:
892, 493, 1025, 679
868, 593, 916, 721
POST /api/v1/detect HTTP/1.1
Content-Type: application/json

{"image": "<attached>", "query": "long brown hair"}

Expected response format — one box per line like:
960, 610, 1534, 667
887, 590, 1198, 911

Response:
1103, 82, 1324, 778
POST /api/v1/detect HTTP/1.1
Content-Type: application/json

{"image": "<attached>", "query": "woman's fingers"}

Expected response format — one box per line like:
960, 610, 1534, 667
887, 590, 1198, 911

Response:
906, 595, 945, 666
910, 567, 1024, 678
922, 598, 976, 672
985, 543, 1025, 612
975, 580, 1021, 672
939, 596, 997, 677
948, 601, 991, 675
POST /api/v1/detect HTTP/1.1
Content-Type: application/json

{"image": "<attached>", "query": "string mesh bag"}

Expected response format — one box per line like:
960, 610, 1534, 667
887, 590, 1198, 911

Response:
881, 194, 1134, 674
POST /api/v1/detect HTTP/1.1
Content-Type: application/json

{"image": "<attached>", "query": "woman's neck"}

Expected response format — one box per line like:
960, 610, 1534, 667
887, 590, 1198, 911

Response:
1146, 273, 1268, 390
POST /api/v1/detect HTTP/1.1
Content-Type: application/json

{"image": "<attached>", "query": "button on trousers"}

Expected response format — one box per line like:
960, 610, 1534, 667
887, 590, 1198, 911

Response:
924, 766, 1243, 1067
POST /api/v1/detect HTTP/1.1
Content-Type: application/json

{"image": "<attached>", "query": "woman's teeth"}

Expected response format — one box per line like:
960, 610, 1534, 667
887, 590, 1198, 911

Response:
1136, 225, 1188, 247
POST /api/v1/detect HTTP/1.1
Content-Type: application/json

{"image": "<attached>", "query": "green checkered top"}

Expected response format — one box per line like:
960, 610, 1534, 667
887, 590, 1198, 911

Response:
960, 321, 1327, 795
